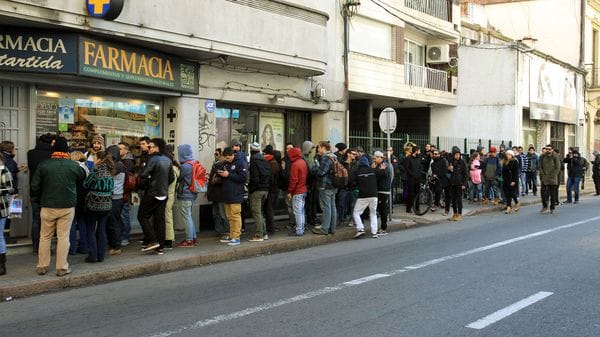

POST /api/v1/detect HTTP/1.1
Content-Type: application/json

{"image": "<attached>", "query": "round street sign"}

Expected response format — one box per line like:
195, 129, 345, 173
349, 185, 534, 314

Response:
378, 107, 397, 134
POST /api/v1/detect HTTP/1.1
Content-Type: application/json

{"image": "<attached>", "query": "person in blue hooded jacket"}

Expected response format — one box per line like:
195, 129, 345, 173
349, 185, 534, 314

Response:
175, 144, 198, 248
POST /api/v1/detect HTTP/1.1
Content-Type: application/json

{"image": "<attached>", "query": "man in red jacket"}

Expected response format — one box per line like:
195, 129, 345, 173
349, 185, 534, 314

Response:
287, 147, 308, 236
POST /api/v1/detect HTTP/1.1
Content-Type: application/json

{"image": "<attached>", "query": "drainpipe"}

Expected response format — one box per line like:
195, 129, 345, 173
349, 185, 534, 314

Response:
579, 0, 587, 153
343, 12, 350, 144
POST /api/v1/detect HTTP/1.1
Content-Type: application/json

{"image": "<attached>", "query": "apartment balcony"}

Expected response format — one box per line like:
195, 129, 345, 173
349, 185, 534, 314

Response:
404, 0, 450, 22
348, 53, 456, 107
404, 63, 448, 91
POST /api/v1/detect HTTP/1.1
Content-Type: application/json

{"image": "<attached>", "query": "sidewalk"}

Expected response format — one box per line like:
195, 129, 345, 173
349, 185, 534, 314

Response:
0, 183, 595, 300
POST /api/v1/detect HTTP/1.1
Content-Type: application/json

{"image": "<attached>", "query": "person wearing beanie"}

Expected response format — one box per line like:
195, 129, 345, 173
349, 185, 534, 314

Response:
30, 136, 86, 276
403, 146, 422, 213
85, 134, 105, 172
27, 133, 56, 253
335, 143, 347, 161
301, 140, 319, 228
350, 154, 378, 238
263, 145, 274, 155
247, 142, 272, 241
564, 148, 584, 204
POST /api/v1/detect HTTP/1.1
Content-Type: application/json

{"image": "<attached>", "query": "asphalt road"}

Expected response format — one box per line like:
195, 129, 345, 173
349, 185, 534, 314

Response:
2, 197, 600, 337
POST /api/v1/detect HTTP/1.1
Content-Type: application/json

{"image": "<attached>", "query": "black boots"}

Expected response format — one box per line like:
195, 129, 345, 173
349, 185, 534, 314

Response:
0, 253, 6, 275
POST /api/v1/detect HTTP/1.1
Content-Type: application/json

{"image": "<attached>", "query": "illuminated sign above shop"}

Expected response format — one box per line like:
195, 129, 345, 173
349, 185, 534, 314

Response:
79, 36, 199, 93
86, 0, 124, 20
0, 28, 199, 94
0, 30, 78, 73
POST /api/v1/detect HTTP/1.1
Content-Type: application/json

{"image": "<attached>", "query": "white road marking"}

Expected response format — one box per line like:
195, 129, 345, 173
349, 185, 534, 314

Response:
147, 215, 600, 337
466, 291, 554, 330
344, 273, 390, 285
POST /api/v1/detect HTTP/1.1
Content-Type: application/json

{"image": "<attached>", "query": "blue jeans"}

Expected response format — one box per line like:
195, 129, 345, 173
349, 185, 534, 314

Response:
0, 217, 6, 254
566, 176, 581, 202
69, 206, 87, 254
519, 172, 527, 195
484, 180, 500, 200
292, 193, 306, 234
86, 210, 109, 261
336, 189, 353, 225
175, 199, 195, 240
319, 188, 337, 234
31, 197, 41, 252
470, 183, 482, 200
213, 202, 229, 234
121, 202, 131, 241
108, 199, 124, 249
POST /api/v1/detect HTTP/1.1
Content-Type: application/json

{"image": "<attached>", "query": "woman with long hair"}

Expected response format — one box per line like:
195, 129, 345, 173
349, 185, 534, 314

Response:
83, 151, 114, 263
261, 123, 276, 150
502, 150, 520, 213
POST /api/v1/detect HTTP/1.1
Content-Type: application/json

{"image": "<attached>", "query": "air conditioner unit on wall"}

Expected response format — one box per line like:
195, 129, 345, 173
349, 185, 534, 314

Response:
426, 44, 450, 64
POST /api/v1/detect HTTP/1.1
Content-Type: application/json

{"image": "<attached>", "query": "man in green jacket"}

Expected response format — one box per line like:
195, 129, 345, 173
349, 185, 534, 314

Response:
30, 137, 85, 276
538, 144, 561, 214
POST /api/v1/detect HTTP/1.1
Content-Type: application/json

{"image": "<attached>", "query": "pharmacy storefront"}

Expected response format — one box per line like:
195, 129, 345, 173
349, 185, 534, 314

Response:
0, 27, 199, 238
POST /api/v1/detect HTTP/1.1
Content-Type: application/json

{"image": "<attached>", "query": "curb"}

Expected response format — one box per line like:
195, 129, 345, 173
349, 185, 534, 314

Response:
1, 190, 594, 300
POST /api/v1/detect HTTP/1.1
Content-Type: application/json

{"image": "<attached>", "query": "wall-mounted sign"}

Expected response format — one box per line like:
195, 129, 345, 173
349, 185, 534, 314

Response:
529, 58, 578, 124
86, 0, 124, 20
0, 29, 78, 73
79, 36, 199, 93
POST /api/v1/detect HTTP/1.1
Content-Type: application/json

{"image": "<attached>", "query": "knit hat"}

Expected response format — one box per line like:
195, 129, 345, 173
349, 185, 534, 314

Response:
231, 139, 241, 147
373, 150, 384, 158
490, 146, 497, 153
52, 137, 69, 153
263, 144, 274, 155
250, 142, 261, 152
451, 146, 461, 154
335, 143, 347, 152
92, 134, 105, 145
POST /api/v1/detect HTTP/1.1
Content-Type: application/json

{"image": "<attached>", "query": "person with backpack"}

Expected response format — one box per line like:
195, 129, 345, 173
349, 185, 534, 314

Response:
175, 144, 202, 247
336, 148, 358, 228
248, 142, 272, 242
208, 149, 230, 240
481, 147, 502, 205
311, 141, 339, 235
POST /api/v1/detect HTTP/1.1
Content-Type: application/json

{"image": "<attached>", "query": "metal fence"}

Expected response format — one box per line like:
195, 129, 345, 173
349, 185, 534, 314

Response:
348, 131, 513, 155
404, 0, 450, 21
405, 63, 448, 92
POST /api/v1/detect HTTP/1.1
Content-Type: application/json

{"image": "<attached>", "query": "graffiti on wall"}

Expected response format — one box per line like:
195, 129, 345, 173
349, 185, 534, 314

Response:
198, 107, 216, 151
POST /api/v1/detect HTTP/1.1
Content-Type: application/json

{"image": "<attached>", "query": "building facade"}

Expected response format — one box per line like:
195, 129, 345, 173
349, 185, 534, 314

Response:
346, 0, 460, 151
0, 0, 345, 236
433, 0, 586, 156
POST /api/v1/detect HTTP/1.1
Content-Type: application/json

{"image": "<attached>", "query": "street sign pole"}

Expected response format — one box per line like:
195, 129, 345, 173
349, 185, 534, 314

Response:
378, 107, 397, 224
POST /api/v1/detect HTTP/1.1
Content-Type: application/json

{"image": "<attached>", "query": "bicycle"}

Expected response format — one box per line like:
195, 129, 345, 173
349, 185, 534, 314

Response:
413, 173, 445, 216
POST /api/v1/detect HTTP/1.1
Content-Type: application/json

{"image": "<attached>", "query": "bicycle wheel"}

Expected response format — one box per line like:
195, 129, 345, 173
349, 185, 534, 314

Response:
413, 188, 433, 216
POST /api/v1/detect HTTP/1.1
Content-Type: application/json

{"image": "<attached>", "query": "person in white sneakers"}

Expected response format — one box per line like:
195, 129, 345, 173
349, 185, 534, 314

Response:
349, 154, 379, 238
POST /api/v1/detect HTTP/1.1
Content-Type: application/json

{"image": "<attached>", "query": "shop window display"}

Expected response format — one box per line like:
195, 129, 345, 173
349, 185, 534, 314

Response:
36, 91, 161, 153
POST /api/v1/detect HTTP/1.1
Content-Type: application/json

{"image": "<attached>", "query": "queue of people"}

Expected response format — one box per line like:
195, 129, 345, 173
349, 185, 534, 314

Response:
1, 133, 599, 278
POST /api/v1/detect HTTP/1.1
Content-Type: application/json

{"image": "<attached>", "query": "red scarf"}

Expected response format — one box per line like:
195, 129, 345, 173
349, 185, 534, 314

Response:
51, 152, 70, 159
